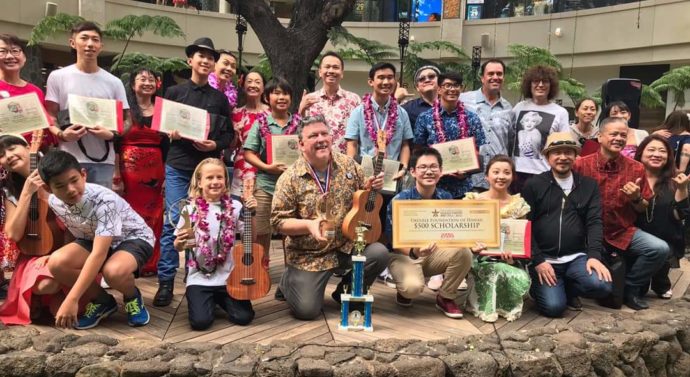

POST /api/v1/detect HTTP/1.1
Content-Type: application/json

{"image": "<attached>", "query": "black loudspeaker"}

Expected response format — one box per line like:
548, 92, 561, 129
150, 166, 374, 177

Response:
601, 78, 642, 129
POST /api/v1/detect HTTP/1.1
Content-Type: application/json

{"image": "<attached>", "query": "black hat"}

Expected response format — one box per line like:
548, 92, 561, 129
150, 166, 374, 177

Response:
185, 37, 220, 61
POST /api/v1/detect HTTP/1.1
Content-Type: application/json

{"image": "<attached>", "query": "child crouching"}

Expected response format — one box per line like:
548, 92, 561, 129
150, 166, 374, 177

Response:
37, 150, 154, 329
174, 158, 255, 330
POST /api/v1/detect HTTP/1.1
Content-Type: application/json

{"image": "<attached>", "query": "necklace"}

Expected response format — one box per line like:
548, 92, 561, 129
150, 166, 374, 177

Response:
208, 72, 238, 108
645, 195, 656, 223
257, 113, 301, 139
431, 98, 469, 143
188, 194, 235, 276
363, 94, 398, 145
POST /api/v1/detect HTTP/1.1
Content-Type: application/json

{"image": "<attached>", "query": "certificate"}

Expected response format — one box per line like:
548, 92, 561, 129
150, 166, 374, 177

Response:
266, 134, 300, 166
67, 94, 123, 132
0, 93, 50, 134
151, 97, 210, 141
481, 219, 532, 259
361, 155, 402, 195
432, 138, 480, 173
392, 200, 500, 249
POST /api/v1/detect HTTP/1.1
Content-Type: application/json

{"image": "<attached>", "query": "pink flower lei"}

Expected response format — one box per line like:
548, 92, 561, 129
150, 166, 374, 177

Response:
363, 94, 398, 145
188, 194, 235, 275
208, 72, 238, 108
257, 112, 301, 138
432, 98, 469, 143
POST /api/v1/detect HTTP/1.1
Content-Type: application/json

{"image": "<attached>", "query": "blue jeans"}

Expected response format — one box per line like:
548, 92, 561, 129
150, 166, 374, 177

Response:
82, 163, 114, 189
158, 165, 192, 282
625, 229, 670, 296
529, 255, 612, 318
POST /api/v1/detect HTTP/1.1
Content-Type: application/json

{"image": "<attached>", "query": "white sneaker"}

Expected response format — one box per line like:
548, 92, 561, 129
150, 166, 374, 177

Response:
457, 279, 468, 291
100, 277, 110, 289
427, 274, 443, 291
377, 268, 396, 289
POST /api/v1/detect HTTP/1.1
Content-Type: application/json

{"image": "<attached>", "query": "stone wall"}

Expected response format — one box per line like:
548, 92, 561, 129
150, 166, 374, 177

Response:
4, 298, 690, 376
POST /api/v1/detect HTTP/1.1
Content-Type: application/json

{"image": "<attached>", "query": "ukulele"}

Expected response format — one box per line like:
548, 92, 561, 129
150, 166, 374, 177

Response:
18, 129, 64, 256
341, 129, 386, 244
226, 179, 271, 300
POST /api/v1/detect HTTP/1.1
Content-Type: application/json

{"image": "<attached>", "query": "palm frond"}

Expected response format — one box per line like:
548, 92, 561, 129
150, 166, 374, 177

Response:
28, 13, 86, 46
113, 52, 188, 84
650, 66, 690, 109
559, 77, 588, 104
408, 41, 469, 60
641, 84, 665, 109
104, 15, 185, 41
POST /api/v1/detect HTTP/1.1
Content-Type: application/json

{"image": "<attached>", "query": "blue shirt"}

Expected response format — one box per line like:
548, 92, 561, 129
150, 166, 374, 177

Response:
459, 89, 513, 189
345, 96, 413, 161
402, 97, 433, 135
386, 186, 452, 242
413, 105, 487, 198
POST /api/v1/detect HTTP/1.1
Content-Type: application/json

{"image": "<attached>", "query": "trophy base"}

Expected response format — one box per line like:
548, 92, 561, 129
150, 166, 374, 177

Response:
338, 324, 373, 332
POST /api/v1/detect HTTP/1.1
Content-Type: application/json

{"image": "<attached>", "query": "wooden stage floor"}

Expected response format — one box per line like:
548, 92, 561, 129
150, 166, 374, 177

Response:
10, 241, 690, 345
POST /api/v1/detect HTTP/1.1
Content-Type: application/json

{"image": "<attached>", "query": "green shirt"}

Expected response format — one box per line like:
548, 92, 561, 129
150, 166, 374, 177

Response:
242, 114, 297, 195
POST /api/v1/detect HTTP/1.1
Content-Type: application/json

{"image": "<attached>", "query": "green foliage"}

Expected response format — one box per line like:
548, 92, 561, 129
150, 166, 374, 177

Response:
27, 13, 86, 46
104, 15, 185, 41
112, 53, 188, 84
650, 65, 690, 110
252, 54, 274, 82
404, 41, 471, 85
328, 26, 396, 65
641, 84, 666, 109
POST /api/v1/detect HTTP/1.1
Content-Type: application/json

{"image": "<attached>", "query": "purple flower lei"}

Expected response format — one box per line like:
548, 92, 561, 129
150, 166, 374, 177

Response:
187, 194, 235, 275
432, 98, 469, 143
362, 94, 398, 145
208, 72, 238, 108
257, 113, 301, 139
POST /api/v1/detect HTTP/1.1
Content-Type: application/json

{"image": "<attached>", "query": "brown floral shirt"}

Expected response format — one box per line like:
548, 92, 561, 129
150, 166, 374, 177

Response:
271, 151, 366, 271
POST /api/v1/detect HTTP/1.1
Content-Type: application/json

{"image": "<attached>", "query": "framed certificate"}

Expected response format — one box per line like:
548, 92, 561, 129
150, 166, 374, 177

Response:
266, 134, 300, 166
67, 94, 123, 132
151, 97, 210, 141
481, 219, 532, 259
432, 138, 480, 174
392, 200, 500, 249
361, 155, 403, 196
0, 93, 51, 135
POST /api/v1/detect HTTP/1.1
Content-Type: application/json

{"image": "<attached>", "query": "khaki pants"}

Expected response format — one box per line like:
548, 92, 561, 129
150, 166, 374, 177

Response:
389, 248, 472, 301
254, 189, 273, 236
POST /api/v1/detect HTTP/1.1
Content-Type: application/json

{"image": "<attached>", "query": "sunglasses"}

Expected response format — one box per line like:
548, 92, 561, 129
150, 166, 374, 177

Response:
417, 73, 437, 83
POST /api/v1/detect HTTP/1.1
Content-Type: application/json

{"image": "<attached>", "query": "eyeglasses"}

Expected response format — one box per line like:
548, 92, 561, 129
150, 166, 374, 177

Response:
0, 48, 22, 57
441, 83, 461, 90
415, 164, 441, 172
531, 79, 549, 86
417, 73, 437, 83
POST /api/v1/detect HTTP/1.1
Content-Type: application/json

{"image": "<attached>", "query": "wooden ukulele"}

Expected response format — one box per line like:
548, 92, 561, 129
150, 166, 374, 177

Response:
18, 129, 64, 256
341, 129, 386, 244
226, 179, 270, 300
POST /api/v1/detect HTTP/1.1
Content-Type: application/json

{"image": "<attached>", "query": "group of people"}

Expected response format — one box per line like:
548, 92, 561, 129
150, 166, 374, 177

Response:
1, 23, 689, 333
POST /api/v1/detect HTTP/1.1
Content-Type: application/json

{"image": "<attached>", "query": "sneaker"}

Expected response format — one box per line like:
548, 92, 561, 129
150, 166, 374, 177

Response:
457, 279, 468, 291
275, 287, 286, 302
75, 295, 117, 330
124, 289, 150, 327
567, 296, 583, 311
658, 289, 673, 299
427, 275, 443, 291
100, 277, 110, 289
396, 292, 412, 307
435, 295, 463, 319
377, 269, 396, 289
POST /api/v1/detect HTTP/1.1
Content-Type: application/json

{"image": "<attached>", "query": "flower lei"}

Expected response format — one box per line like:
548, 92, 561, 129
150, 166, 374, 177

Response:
257, 112, 301, 138
208, 72, 238, 108
432, 98, 469, 143
188, 194, 235, 275
363, 94, 398, 145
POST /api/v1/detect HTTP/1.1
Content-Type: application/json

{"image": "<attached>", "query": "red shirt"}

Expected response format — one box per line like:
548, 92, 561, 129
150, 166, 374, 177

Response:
574, 153, 651, 250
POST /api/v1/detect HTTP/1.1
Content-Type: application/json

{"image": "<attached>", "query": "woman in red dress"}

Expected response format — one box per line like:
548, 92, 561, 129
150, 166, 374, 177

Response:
115, 68, 167, 276
230, 71, 269, 197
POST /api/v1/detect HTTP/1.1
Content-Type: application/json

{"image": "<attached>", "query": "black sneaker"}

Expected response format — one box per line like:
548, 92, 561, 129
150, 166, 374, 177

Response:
396, 292, 412, 307
153, 280, 174, 307
624, 295, 649, 311
0, 279, 8, 300
567, 296, 583, 311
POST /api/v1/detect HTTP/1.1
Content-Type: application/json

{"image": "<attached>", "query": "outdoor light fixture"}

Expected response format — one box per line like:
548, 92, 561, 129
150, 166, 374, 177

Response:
472, 46, 482, 90
235, 14, 247, 71
398, 1, 412, 85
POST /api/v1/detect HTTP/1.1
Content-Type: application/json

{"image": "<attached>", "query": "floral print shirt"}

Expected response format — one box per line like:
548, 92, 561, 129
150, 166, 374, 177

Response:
305, 87, 361, 154
271, 151, 367, 272
231, 107, 267, 196
414, 106, 487, 198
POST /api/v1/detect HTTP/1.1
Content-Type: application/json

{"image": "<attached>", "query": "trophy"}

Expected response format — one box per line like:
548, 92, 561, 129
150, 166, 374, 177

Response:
317, 194, 338, 242
338, 222, 374, 332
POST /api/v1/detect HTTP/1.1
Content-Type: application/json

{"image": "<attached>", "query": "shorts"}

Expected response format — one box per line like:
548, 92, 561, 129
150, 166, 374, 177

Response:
73, 238, 153, 278
254, 189, 273, 236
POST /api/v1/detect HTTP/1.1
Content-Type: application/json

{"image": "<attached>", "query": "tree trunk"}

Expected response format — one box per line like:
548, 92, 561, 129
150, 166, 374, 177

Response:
229, 0, 355, 112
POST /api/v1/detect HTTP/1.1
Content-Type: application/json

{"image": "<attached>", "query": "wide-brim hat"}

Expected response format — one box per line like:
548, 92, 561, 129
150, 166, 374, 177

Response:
185, 37, 220, 61
542, 132, 581, 155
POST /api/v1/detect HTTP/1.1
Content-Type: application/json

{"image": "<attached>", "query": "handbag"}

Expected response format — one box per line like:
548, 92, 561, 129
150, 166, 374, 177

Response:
597, 247, 626, 309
